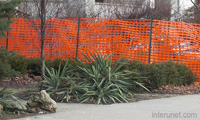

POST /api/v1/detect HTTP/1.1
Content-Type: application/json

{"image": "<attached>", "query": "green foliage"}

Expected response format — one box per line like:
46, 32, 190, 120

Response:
73, 52, 146, 104
143, 61, 196, 89
43, 61, 84, 102
27, 57, 41, 75
127, 60, 146, 72
0, 0, 22, 37
0, 87, 25, 114
43, 62, 69, 101
27, 58, 67, 76
118, 60, 196, 90
0, 46, 15, 62
1, 45, 196, 104
42, 52, 148, 104
8, 55, 29, 75
122, 60, 148, 92
45, 58, 67, 70
0, 61, 18, 81
0, 47, 18, 81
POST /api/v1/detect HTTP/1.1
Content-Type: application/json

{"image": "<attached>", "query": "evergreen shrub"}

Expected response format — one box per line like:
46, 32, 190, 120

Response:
143, 61, 196, 89
0, 47, 18, 81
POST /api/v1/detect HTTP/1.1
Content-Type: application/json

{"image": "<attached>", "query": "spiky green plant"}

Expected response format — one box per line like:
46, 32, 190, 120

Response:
42, 61, 86, 102
0, 87, 25, 114
43, 52, 149, 104
75, 52, 148, 104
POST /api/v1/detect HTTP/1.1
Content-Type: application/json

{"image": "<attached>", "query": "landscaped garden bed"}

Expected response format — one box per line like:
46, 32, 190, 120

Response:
0, 47, 199, 119
1, 77, 200, 119
0, 76, 199, 119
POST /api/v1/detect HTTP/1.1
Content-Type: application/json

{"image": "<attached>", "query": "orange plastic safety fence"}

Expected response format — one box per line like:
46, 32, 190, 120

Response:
78, 18, 150, 63
0, 18, 79, 59
151, 20, 200, 81
0, 18, 200, 82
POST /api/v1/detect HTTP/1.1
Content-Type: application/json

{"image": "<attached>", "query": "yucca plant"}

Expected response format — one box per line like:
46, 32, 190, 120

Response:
75, 52, 148, 104
42, 61, 85, 102
0, 87, 25, 114
43, 61, 69, 102
43, 52, 149, 104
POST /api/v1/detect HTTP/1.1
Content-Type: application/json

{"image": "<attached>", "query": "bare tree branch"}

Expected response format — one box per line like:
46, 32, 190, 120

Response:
190, 0, 200, 12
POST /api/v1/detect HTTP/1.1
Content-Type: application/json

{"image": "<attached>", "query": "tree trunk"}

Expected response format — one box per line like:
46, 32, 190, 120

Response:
41, 0, 46, 80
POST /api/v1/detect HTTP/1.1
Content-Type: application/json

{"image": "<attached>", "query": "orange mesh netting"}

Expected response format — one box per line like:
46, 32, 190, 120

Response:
151, 20, 200, 81
0, 18, 200, 81
78, 18, 150, 63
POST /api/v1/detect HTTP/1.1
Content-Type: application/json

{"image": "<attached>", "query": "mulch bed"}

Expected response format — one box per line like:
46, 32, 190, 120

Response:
0, 74, 41, 89
152, 83, 200, 94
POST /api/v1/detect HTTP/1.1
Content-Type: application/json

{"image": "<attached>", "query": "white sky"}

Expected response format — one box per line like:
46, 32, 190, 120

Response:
180, 0, 193, 9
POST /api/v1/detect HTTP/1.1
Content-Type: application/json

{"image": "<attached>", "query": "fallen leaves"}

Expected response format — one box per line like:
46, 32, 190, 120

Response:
152, 83, 200, 94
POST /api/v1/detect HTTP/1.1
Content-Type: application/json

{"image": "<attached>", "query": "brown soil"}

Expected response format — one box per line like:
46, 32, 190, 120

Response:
0, 74, 41, 89
152, 83, 200, 94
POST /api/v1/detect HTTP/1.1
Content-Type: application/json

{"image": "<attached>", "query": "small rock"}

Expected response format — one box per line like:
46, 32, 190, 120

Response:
40, 90, 57, 113
26, 90, 57, 113
39, 111, 44, 114
27, 101, 39, 107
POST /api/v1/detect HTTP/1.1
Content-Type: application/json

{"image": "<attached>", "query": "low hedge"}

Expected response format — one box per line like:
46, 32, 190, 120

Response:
143, 61, 196, 89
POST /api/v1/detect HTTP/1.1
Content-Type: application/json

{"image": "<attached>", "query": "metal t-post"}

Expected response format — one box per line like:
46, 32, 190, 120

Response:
76, 17, 81, 59
148, 18, 153, 64
6, 18, 10, 49
6, 31, 9, 49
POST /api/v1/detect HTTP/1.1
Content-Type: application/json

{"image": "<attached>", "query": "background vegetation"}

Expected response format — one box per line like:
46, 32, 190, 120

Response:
0, 47, 196, 104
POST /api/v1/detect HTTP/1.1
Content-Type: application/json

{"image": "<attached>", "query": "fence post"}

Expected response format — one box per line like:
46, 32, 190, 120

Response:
6, 31, 9, 49
76, 17, 81, 59
6, 18, 10, 49
148, 18, 153, 64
